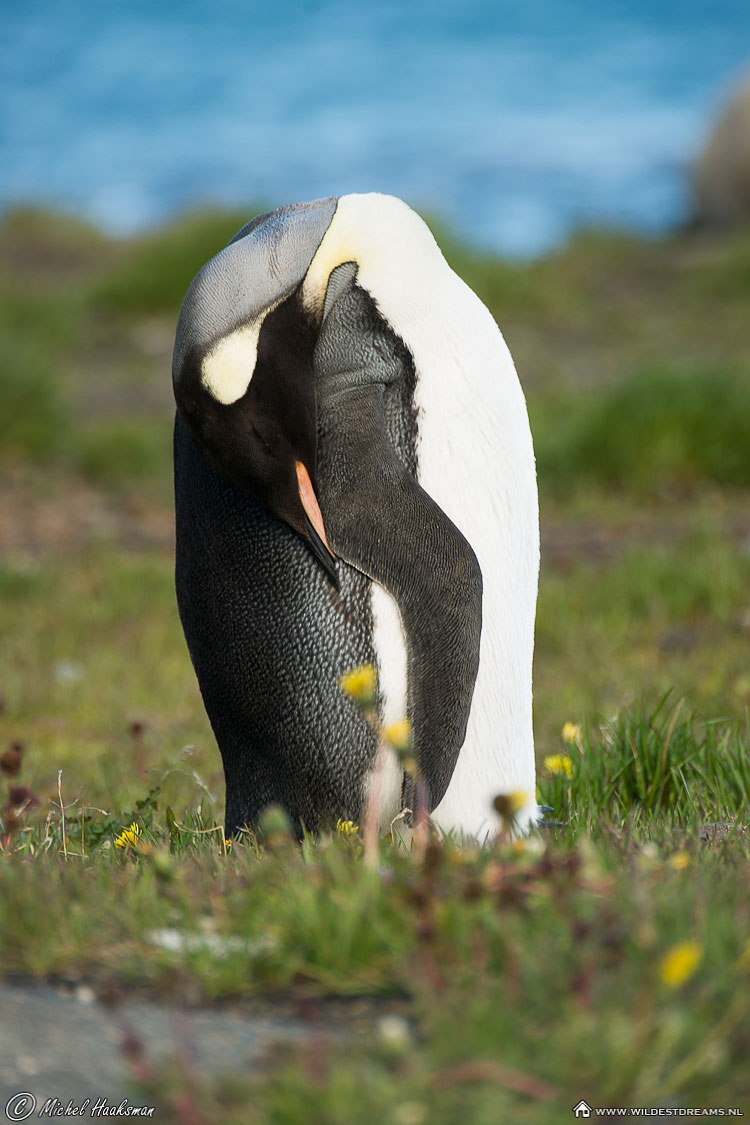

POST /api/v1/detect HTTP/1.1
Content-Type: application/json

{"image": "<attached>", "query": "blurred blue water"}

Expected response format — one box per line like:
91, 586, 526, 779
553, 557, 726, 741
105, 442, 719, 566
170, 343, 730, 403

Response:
2, 0, 749, 255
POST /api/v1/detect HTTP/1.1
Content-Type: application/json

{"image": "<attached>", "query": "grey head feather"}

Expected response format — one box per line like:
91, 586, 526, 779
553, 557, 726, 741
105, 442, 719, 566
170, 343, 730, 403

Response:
172, 196, 338, 381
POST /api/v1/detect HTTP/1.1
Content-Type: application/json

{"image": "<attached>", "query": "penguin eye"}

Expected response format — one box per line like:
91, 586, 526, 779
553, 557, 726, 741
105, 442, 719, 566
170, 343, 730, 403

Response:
250, 419, 278, 457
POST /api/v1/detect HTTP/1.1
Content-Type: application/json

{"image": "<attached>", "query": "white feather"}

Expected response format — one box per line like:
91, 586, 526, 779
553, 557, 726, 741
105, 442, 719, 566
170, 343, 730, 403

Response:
367, 581, 409, 829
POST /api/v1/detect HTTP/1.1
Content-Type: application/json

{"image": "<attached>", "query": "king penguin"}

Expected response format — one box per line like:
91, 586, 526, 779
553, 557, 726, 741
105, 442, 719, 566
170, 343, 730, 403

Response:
172, 193, 540, 841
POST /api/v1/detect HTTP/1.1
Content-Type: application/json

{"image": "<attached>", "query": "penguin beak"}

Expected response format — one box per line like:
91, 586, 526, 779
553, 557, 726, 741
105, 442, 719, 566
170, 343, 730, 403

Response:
296, 460, 338, 587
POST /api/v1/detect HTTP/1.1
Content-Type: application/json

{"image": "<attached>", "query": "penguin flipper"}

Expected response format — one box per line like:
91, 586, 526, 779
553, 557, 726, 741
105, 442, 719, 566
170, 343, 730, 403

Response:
316, 381, 482, 813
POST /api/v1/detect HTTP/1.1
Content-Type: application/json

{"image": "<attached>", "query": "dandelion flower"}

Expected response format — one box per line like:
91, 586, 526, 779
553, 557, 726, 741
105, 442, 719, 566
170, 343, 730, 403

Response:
115, 821, 142, 850
493, 791, 529, 820
668, 850, 690, 871
0, 744, 22, 776
336, 818, 359, 837
384, 718, 411, 751
544, 754, 573, 779
659, 941, 703, 988
561, 722, 583, 744
377, 1014, 412, 1053
339, 664, 377, 706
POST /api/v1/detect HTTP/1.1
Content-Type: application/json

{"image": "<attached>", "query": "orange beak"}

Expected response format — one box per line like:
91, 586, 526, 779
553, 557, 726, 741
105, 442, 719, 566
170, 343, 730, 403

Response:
296, 460, 336, 565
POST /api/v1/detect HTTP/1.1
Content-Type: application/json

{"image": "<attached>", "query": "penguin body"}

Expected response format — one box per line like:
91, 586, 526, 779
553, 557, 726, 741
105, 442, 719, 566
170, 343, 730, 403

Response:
174, 410, 378, 834
173, 193, 540, 840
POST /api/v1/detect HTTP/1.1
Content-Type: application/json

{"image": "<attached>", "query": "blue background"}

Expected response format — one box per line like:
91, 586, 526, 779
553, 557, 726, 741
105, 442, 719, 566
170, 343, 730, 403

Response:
2, 0, 749, 254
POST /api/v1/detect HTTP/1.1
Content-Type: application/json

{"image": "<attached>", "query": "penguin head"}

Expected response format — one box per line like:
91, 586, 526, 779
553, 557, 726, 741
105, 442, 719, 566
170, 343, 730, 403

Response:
172, 199, 340, 581
173, 193, 454, 586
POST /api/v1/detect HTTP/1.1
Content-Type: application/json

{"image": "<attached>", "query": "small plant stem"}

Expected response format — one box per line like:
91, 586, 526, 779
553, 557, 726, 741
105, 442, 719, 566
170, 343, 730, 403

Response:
58, 770, 67, 861
413, 774, 429, 862
364, 743, 387, 870
174, 821, 229, 853
131, 721, 147, 779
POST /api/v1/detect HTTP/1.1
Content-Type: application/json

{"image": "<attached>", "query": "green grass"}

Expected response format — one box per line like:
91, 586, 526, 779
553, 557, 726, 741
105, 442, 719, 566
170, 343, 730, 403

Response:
1, 725, 749, 1117
90, 208, 254, 316
72, 418, 173, 491
532, 365, 750, 494
0, 551, 210, 820
539, 695, 750, 827
534, 516, 750, 751
682, 226, 750, 300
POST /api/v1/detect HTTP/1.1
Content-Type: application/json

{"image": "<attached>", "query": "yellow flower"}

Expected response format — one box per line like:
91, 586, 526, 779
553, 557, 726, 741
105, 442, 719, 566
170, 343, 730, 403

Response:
336, 818, 359, 837
384, 718, 411, 752
544, 754, 573, 779
493, 791, 529, 820
401, 754, 418, 778
561, 722, 583, 744
339, 664, 377, 706
114, 821, 142, 850
659, 941, 703, 988
668, 850, 690, 871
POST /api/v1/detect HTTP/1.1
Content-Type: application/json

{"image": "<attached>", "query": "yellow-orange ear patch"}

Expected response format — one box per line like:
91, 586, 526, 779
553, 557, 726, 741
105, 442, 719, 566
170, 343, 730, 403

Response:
201, 302, 280, 405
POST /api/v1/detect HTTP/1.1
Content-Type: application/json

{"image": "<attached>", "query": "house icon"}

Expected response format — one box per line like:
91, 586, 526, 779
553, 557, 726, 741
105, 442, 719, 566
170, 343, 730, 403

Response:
572, 1102, 592, 1119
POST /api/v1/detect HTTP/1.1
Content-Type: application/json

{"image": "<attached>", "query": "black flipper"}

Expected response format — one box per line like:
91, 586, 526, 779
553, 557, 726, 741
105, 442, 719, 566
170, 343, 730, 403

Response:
314, 274, 483, 812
